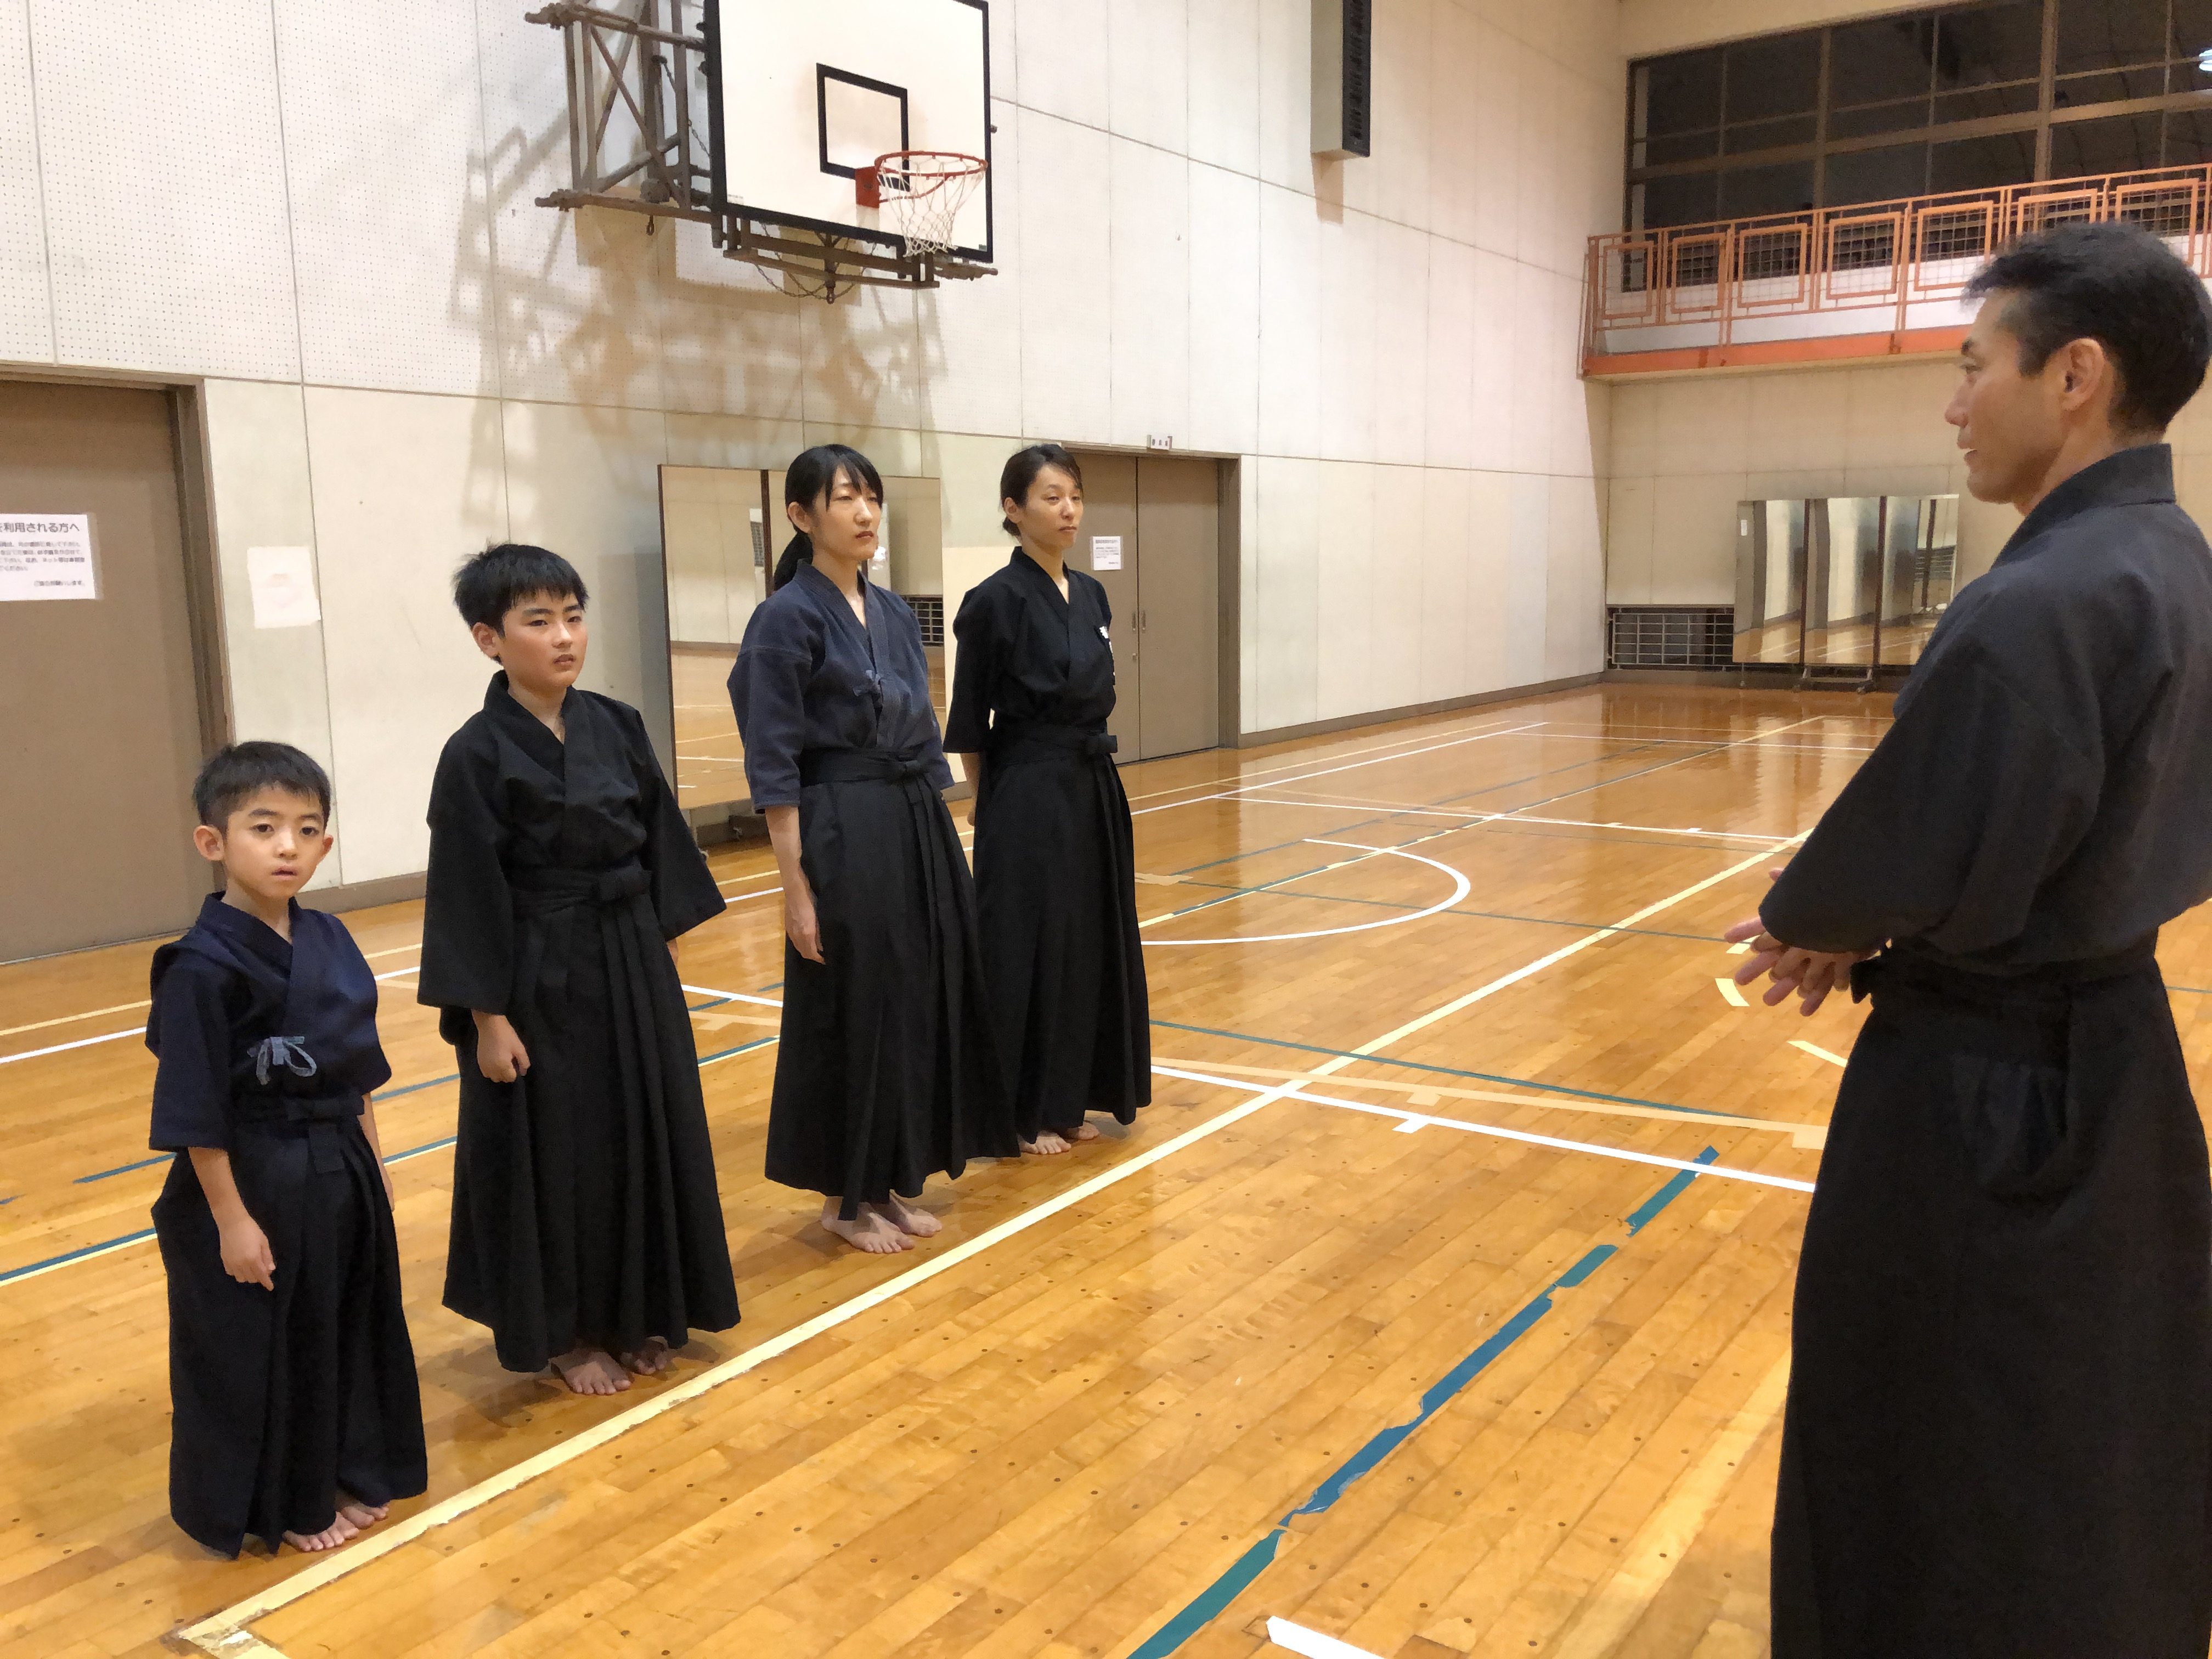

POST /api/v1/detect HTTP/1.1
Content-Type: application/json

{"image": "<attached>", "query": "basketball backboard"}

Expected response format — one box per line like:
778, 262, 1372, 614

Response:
705, 0, 992, 266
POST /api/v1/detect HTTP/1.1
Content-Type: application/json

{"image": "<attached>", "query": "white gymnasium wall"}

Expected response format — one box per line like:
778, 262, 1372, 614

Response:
0, 0, 1622, 885
1607, 357, 2212, 611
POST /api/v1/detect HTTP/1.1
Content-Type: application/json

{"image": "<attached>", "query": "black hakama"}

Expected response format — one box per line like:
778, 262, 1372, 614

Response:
1762, 445, 2212, 1657
148, 895, 426, 1556
729, 562, 1017, 1217
945, 549, 1150, 1139
420, 673, 740, 1373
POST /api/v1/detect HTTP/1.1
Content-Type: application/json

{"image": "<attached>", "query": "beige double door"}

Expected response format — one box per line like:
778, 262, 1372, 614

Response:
1068, 453, 1220, 762
0, 382, 215, 960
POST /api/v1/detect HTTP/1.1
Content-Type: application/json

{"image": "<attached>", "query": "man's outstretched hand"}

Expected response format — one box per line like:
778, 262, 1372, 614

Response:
1724, 867, 1877, 1018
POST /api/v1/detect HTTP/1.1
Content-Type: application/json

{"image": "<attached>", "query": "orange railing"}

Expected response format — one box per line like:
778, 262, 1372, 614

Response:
1585, 163, 2212, 358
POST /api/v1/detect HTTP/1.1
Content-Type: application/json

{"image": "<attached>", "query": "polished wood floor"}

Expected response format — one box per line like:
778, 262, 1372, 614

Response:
8, 685, 2212, 1659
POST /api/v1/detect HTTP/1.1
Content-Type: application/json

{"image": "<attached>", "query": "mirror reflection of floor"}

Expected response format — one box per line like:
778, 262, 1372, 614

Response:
672, 640, 949, 811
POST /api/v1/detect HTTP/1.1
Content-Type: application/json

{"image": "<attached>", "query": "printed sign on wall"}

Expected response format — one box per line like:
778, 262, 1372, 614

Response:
248, 546, 323, 629
1091, 534, 1123, 572
0, 515, 96, 601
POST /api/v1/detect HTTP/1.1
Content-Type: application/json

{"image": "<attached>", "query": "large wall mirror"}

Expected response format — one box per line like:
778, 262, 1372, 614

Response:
658, 465, 947, 823
1733, 494, 1957, 672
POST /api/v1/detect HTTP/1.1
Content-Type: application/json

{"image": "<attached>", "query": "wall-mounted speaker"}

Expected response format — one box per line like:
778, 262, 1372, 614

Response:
1312, 0, 1372, 160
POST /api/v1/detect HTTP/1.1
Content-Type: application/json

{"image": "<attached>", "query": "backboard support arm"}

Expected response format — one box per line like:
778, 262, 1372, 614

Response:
525, 0, 995, 301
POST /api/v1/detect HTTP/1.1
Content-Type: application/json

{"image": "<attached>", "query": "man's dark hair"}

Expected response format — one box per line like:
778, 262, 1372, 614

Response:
452, 543, 588, 632
1965, 221, 2212, 434
193, 741, 332, 830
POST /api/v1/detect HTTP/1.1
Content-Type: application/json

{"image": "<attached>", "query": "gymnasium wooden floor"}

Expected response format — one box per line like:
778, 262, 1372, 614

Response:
10, 684, 2212, 1659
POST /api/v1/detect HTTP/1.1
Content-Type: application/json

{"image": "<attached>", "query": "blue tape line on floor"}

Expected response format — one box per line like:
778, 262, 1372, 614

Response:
1150, 1018, 1740, 1119
1125, 1148, 1720, 1659
0, 1228, 157, 1286
72, 1153, 173, 1184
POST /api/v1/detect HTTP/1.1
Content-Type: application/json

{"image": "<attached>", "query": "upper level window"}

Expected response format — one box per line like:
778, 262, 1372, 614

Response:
1628, 0, 2212, 230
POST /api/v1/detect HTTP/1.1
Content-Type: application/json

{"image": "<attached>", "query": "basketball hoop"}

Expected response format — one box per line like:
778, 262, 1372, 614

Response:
856, 150, 988, 258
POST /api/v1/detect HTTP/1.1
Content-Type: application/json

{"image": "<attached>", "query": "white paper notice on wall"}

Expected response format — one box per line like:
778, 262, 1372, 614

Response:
248, 545, 323, 629
1091, 535, 1124, 572
0, 514, 97, 602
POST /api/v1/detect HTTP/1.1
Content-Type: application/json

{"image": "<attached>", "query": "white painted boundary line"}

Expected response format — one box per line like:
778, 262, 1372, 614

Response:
1266, 1616, 1385, 1658
178, 1084, 1289, 1658
1140, 840, 1471, 945
1340, 836, 1808, 1065
1119, 714, 1537, 811
1239, 797, 1796, 845
1128, 721, 1546, 818
1153, 1065, 1816, 1195
176, 794, 1805, 1658
680, 983, 784, 1009
1, 967, 422, 1067
1792, 1039, 1849, 1067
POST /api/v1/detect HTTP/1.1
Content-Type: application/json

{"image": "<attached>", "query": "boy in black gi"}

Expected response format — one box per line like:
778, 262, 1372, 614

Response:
420, 544, 738, 1396
150, 742, 425, 1556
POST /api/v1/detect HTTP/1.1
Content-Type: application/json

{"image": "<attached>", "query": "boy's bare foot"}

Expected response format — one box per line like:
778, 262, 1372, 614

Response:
336, 1492, 389, 1529
548, 1347, 631, 1395
620, 1336, 676, 1375
822, 1202, 913, 1254
284, 1511, 362, 1553
877, 1194, 941, 1238
1023, 1131, 1072, 1156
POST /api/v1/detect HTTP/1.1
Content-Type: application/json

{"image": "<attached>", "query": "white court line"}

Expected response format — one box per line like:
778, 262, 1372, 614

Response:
175, 812, 1807, 1658
1128, 721, 1545, 817
1345, 836, 1808, 1065
1117, 714, 1536, 809
1238, 797, 1796, 844
1792, 1039, 1849, 1067
1267, 1617, 1385, 1659
177, 1082, 1290, 1659
1154, 1065, 1816, 1194
713, 868, 780, 889
1716, 977, 1750, 1007
1, 966, 421, 1067
679, 982, 784, 1010
0, 999, 153, 1040
1140, 840, 1470, 945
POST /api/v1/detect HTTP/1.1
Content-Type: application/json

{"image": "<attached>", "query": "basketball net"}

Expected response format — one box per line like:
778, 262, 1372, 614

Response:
856, 150, 987, 258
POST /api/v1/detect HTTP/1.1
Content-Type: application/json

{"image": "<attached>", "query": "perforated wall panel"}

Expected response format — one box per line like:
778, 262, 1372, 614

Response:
0, 0, 53, 363
275, 0, 497, 396
32, 0, 300, 379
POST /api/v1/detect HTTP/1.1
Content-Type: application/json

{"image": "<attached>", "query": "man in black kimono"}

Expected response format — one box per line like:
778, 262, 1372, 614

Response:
1729, 222, 2212, 1656
421, 544, 739, 1395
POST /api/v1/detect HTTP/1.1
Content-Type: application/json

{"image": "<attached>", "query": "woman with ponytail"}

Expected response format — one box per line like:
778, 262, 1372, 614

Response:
729, 445, 1016, 1252
944, 444, 1150, 1155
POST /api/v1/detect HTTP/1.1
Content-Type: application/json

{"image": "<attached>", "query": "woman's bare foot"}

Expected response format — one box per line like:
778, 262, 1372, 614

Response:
1070, 1121, 1102, 1143
283, 1510, 362, 1553
620, 1336, 676, 1375
336, 1492, 390, 1529
877, 1194, 941, 1238
1023, 1131, 1072, 1156
822, 1201, 913, 1254
548, 1347, 631, 1395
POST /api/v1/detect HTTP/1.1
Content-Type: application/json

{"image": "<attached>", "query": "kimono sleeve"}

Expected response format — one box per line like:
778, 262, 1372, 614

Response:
943, 583, 1001, 753
729, 603, 815, 810
148, 954, 235, 1153
416, 730, 518, 1020
1762, 634, 2102, 956
616, 701, 727, 939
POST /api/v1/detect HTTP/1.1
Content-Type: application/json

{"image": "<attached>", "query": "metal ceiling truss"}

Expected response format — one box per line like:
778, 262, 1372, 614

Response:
524, 0, 994, 300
